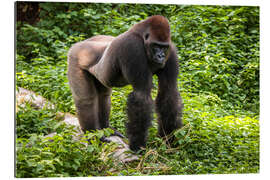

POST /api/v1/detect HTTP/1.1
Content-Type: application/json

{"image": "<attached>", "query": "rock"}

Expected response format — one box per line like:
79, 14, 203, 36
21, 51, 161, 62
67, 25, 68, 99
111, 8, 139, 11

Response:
105, 136, 139, 162
16, 87, 54, 110
16, 87, 139, 163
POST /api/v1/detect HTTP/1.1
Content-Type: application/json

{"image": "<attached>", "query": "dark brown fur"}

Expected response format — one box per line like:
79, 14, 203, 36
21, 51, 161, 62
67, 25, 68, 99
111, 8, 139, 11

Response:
67, 15, 183, 151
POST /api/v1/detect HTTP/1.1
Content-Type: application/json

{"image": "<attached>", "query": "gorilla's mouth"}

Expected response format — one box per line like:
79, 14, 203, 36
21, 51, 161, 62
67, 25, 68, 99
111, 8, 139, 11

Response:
153, 57, 165, 64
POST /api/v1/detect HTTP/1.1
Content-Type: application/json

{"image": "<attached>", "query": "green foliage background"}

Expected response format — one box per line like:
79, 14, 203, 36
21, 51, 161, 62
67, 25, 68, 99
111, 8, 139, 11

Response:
16, 2, 259, 177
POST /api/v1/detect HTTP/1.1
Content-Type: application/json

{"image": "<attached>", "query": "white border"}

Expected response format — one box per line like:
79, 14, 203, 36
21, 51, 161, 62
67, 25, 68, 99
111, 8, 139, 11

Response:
2, 0, 269, 180
8, 0, 261, 6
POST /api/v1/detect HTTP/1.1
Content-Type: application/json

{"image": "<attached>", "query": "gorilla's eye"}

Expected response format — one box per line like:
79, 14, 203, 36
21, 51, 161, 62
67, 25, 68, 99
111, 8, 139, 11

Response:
144, 33, 149, 40
154, 46, 160, 52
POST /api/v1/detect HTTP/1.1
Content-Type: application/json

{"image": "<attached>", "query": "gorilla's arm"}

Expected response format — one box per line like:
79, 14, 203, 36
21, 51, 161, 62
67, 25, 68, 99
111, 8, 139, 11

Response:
155, 47, 183, 141
115, 34, 154, 151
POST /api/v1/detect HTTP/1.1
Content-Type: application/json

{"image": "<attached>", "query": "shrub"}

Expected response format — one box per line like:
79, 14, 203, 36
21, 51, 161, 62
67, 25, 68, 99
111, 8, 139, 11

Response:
16, 2, 259, 177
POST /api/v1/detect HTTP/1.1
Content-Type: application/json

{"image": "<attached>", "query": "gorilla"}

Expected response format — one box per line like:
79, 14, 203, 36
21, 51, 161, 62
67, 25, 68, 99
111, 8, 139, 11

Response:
67, 15, 183, 151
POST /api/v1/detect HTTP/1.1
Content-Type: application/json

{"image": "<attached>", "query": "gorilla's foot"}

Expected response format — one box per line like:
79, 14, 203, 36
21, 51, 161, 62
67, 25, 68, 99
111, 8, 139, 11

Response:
109, 127, 125, 138
100, 127, 125, 142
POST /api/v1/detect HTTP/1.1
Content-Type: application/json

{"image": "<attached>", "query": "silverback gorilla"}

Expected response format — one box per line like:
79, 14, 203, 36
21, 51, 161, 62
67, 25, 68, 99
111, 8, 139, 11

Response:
67, 15, 183, 151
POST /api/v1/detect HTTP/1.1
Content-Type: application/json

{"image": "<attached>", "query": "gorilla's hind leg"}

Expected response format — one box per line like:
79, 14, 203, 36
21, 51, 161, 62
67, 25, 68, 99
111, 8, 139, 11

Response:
68, 67, 100, 132
95, 79, 125, 138
95, 78, 112, 129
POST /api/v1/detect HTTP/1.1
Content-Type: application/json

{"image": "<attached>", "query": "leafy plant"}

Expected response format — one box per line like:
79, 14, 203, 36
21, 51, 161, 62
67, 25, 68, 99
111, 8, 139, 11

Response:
16, 2, 259, 177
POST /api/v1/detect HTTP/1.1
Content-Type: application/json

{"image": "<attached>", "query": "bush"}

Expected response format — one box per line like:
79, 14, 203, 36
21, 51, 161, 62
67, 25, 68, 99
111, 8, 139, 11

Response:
16, 2, 259, 177
16, 127, 120, 177
16, 3, 259, 113
170, 6, 259, 112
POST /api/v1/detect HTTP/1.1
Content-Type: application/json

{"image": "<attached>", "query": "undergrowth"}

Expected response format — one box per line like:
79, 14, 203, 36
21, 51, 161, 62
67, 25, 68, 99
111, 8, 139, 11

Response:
16, 2, 259, 177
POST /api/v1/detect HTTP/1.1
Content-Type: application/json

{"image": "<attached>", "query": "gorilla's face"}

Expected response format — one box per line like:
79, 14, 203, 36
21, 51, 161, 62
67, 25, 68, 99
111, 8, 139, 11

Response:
150, 43, 170, 65
144, 33, 170, 67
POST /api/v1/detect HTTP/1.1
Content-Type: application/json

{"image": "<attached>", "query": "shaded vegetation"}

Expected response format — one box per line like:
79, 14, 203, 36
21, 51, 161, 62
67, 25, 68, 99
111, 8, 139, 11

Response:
16, 2, 259, 177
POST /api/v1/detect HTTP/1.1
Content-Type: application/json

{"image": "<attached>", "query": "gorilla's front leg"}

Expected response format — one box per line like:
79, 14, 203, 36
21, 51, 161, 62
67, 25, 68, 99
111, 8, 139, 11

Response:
155, 55, 183, 143
126, 91, 153, 152
155, 88, 183, 140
